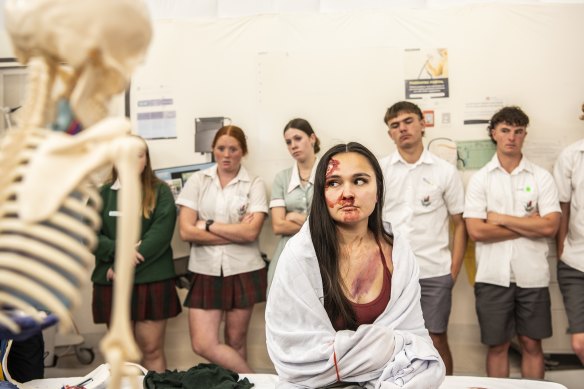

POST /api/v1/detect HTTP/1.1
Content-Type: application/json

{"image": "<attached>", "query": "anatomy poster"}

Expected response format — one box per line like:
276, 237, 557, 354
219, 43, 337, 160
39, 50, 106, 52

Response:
404, 48, 449, 99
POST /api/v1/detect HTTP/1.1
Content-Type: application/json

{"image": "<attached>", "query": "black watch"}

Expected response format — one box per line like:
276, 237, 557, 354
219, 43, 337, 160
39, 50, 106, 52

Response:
205, 219, 214, 232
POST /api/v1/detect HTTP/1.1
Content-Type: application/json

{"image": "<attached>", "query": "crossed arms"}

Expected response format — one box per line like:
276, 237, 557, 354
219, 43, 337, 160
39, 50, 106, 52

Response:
466, 211, 560, 244
178, 207, 265, 245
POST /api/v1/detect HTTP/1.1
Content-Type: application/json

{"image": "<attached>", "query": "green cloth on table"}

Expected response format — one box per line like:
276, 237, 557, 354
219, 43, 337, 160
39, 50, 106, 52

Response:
143, 363, 254, 389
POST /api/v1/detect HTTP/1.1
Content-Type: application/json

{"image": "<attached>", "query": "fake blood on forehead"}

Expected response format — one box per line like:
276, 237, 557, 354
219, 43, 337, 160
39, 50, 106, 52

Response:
326, 158, 340, 178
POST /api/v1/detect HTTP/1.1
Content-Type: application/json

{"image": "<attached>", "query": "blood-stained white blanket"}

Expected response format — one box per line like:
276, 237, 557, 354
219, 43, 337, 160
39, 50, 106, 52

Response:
266, 223, 445, 388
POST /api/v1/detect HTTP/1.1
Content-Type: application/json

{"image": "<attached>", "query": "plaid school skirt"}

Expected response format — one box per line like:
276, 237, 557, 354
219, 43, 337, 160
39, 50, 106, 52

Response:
183, 267, 267, 310
92, 278, 182, 324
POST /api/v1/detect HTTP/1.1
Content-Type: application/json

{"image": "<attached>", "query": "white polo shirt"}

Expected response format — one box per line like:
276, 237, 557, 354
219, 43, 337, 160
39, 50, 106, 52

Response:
176, 165, 268, 277
380, 149, 464, 279
553, 139, 584, 272
464, 155, 561, 288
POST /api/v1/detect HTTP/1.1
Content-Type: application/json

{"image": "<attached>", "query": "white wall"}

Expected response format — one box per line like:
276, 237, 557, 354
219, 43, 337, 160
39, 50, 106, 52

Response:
1, 0, 583, 344
127, 3, 584, 334
134, 3, 584, 171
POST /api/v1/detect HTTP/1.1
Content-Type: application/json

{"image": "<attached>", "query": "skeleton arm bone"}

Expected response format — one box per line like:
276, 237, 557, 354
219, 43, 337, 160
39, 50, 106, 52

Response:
98, 136, 143, 388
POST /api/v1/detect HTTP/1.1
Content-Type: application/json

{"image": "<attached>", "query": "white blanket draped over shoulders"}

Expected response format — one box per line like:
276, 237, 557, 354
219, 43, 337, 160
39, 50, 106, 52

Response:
265, 223, 445, 388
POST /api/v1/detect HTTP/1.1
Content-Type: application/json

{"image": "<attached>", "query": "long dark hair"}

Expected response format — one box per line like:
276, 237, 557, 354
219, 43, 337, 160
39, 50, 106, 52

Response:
309, 142, 393, 330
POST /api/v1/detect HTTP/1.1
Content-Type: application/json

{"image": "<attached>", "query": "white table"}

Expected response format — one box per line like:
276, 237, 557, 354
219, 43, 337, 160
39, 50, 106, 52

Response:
22, 373, 568, 389
439, 376, 567, 389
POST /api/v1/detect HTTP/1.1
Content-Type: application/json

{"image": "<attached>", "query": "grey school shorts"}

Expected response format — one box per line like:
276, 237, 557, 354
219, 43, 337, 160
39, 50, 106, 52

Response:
419, 274, 453, 334
474, 282, 552, 346
557, 260, 584, 333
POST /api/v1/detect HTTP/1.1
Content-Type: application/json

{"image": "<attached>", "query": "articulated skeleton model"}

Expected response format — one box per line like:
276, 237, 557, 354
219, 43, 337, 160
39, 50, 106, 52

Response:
0, 0, 152, 387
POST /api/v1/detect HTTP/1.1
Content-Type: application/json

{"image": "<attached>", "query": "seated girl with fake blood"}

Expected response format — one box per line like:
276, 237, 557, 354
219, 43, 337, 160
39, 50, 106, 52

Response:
266, 142, 445, 388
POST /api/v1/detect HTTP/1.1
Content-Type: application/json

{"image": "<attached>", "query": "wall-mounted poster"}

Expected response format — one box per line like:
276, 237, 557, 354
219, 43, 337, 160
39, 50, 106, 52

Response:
463, 96, 504, 125
132, 84, 177, 140
404, 48, 449, 99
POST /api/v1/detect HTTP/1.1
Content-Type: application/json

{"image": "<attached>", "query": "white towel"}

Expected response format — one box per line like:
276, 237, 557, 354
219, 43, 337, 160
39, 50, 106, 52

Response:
266, 223, 445, 389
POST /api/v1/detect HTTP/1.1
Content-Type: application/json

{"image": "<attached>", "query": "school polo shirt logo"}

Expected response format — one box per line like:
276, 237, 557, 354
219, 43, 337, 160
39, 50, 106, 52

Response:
523, 185, 534, 212
421, 195, 431, 207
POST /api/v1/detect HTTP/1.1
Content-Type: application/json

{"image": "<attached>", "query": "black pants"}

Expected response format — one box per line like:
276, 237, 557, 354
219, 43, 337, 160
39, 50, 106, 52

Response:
7, 332, 44, 382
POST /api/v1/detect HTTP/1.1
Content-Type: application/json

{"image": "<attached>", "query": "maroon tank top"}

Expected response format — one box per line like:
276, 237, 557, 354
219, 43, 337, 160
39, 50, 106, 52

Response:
333, 246, 392, 331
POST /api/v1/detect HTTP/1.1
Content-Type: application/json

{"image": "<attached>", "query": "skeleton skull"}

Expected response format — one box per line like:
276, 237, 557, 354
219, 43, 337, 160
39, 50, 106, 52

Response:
5, 0, 152, 127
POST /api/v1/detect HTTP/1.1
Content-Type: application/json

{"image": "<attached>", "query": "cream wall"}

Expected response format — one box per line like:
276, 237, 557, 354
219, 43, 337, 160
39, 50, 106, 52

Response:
129, 3, 584, 333
1, 1, 584, 346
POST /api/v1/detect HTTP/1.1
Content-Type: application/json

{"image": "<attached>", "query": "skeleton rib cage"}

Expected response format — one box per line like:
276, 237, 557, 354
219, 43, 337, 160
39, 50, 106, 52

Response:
0, 127, 102, 334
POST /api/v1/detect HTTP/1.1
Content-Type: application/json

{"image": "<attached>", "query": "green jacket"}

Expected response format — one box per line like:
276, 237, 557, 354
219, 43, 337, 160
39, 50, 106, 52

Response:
92, 181, 177, 285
